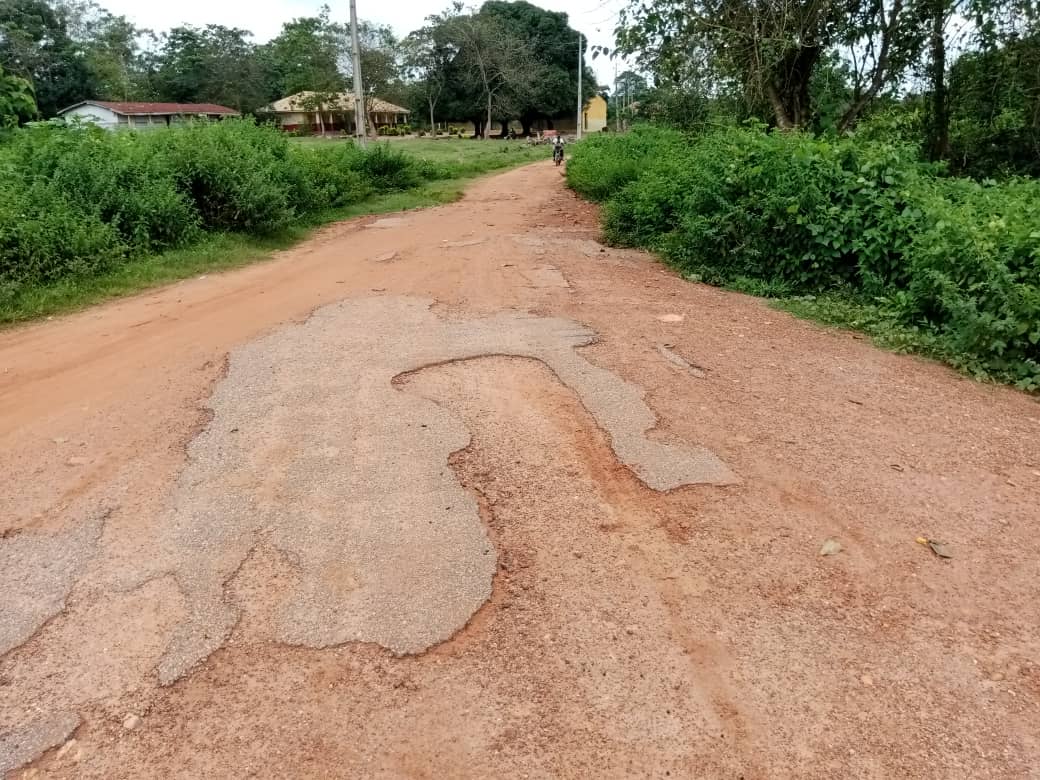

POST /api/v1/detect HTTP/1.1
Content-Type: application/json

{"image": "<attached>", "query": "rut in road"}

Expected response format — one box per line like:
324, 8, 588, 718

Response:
1, 162, 1039, 778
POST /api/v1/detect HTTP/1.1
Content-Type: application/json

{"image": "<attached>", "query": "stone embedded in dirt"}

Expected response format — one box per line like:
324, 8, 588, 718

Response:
928, 541, 953, 558
55, 738, 82, 761
122, 714, 141, 731
657, 344, 706, 378
366, 217, 408, 230
442, 238, 486, 248
917, 536, 952, 558
51, 437, 68, 444
371, 251, 399, 263
65, 456, 89, 466
625, 625, 639, 636
656, 314, 685, 323
860, 674, 874, 687
820, 539, 843, 556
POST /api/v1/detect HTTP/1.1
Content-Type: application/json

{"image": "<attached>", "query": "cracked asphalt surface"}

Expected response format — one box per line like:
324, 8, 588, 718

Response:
1, 162, 1039, 778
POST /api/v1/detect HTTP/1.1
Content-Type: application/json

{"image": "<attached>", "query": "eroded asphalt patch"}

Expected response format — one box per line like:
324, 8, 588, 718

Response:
1, 295, 733, 773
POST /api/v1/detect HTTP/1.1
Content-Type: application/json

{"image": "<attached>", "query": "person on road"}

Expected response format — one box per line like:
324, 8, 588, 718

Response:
552, 135, 564, 165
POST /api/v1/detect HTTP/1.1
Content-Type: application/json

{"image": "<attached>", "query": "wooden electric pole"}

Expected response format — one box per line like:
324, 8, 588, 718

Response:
576, 33, 583, 140
349, 0, 367, 148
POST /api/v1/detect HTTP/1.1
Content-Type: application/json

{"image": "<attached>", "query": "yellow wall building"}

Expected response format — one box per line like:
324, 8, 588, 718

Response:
582, 95, 608, 133
448, 95, 611, 137
550, 95, 608, 135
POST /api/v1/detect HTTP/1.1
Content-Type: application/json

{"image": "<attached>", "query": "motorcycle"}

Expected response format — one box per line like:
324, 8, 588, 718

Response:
553, 144, 564, 166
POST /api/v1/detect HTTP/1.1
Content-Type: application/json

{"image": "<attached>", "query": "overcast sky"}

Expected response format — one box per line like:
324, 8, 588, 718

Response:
97, 0, 630, 86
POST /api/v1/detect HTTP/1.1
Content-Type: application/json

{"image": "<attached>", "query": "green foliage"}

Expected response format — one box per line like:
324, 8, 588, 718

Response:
377, 124, 413, 136
0, 62, 36, 124
946, 32, 1040, 178
260, 9, 345, 99
0, 0, 95, 117
153, 25, 269, 114
146, 119, 298, 232
565, 125, 686, 202
0, 120, 495, 297
289, 142, 371, 207
569, 126, 1040, 390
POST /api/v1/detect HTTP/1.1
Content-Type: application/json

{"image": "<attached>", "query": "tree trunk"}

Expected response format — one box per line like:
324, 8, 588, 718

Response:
520, 116, 533, 137
838, 0, 906, 132
926, 0, 950, 160
770, 44, 821, 129
428, 99, 435, 134
485, 94, 492, 140
367, 102, 379, 139
765, 83, 796, 129
316, 107, 325, 137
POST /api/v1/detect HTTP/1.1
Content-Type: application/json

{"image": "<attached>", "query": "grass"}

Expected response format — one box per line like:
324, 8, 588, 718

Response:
0, 140, 542, 325
672, 269, 1000, 383
293, 136, 548, 173
772, 293, 969, 373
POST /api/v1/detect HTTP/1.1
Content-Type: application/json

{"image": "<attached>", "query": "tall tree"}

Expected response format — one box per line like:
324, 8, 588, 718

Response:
153, 25, 266, 112
446, 10, 541, 138
56, 1, 149, 101
614, 0, 924, 130
403, 24, 454, 130
0, 0, 96, 116
262, 8, 344, 99
478, 0, 596, 136
346, 21, 403, 136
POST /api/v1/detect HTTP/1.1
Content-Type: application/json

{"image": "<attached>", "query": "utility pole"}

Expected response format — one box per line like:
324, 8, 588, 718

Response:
576, 33, 583, 140
614, 61, 620, 133
624, 78, 629, 131
349, 0, 367, 148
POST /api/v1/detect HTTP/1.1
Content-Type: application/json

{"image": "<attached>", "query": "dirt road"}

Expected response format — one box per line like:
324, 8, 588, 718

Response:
2, 162, 1039, 778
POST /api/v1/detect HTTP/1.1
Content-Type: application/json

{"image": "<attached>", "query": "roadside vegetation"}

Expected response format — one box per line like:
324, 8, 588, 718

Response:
0, 121, 542, 322
564, 0, 1040, 393
569, 128, 1040, 392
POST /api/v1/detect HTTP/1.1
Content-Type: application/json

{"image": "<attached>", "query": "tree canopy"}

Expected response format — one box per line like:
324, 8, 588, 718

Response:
0, 0, 602, 138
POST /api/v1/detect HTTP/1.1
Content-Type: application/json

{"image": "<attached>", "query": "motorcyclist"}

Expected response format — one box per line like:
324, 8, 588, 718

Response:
552, 134, 564, 164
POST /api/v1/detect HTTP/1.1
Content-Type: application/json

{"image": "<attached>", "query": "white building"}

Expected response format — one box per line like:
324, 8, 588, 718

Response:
57, 101, 240, 129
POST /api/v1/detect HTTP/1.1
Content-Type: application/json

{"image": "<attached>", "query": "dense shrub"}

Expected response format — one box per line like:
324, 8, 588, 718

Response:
566, 125, 686, 202
355, 144, 420, 190
0, 119, 435, 292
144, 120, 300, 233
288, 143, 372, 208
0, 184, 126, 286
568, 126, 1040, 389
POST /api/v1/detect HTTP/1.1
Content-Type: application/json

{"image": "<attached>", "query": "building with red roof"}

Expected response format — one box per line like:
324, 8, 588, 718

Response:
57, 101, 240, 129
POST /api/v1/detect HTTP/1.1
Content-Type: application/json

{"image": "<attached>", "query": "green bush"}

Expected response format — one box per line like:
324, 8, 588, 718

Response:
289, 143, 372, 208
566, 125, 685, 202
0, 184, 126, 286
355, 144, 420, 190
0, 120, 462, 294
145, 120, 299, 233
569, 125, 1040, 389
